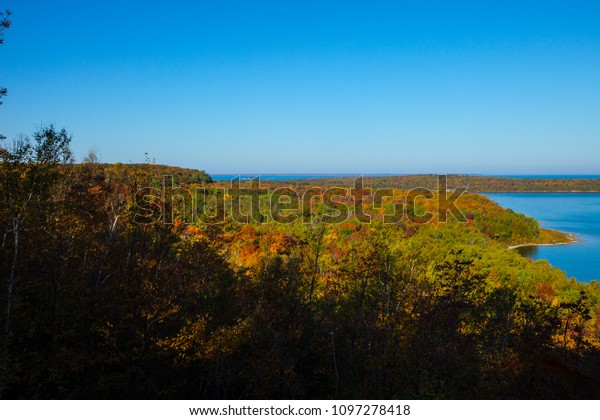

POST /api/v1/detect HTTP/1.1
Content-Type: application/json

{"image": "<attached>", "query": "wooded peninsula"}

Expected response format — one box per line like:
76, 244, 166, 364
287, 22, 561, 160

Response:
285, 174, 600, 192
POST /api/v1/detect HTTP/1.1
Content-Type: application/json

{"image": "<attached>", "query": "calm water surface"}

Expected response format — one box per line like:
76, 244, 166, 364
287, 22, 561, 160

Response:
485, 193, 600, 283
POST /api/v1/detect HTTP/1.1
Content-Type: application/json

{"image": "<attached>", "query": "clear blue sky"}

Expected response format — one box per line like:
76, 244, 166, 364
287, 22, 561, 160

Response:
1, 0, 599, 174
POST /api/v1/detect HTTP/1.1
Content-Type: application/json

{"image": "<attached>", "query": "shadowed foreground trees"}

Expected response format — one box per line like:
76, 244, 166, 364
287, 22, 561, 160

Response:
1, 138, 600, 398
0, 126, 72, 345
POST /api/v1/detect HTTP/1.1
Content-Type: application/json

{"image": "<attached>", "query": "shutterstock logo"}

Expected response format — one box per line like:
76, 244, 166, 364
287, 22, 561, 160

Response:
134, 175, 467, 225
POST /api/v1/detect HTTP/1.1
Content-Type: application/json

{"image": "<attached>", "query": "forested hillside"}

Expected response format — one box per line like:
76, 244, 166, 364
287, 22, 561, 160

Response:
1, 129, 600, 399
286, 174, 600, 192
71, 162, 213, 186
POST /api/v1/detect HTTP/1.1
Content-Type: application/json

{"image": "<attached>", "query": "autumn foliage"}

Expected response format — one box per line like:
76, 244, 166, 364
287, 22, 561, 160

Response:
1, 135, 600, 398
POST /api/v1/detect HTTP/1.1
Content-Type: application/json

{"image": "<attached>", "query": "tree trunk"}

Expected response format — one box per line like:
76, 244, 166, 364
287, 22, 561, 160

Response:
3, 220, 18, 345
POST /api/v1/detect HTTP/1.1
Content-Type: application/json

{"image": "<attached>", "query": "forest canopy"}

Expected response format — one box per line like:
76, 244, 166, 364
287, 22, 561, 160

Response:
1, 129, 600, 399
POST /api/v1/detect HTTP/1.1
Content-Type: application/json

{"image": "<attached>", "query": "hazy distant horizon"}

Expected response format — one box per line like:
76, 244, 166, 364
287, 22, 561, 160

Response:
208, 173, 600, 181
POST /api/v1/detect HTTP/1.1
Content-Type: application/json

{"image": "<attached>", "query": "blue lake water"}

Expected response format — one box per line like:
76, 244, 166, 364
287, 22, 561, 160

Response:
484, 193, 600, 283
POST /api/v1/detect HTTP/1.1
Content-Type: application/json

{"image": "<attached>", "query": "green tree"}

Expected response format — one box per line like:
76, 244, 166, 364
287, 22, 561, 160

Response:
0, 125, 72, 345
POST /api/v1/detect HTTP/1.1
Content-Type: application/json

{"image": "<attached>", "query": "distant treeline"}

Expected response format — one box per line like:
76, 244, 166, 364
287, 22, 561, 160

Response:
68, 163, 213, 186
285, 175, 600, 192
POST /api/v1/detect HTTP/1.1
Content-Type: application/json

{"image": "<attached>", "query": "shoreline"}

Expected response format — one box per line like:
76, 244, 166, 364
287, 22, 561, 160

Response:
508, 233, 579, 250
483, 191, 600, 194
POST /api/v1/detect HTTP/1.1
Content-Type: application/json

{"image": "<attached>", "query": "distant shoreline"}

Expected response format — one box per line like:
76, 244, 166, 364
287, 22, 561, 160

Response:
508, 233, 579, 250
484, 191, 600, 194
